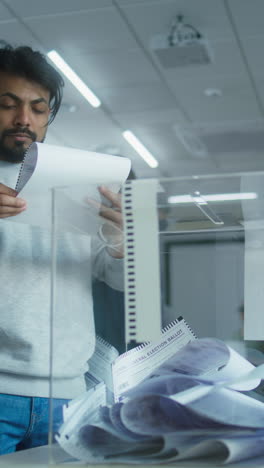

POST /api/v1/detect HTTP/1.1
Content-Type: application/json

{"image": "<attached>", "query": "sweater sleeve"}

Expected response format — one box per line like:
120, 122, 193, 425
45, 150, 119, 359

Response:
91, 234, 124, 291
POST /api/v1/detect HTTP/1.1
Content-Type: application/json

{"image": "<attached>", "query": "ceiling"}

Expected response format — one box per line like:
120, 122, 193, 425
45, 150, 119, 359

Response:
1, 0, 264, 179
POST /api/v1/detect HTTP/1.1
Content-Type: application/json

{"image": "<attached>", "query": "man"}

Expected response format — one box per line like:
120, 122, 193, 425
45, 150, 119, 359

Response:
0, 44, 124, 454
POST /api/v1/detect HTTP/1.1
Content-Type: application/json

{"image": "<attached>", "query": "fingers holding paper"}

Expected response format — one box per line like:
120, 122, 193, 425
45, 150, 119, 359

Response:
98, 186, 123, 228
86, 185, 124, 258
0, 183, 27, 218
99, 186, 124, 259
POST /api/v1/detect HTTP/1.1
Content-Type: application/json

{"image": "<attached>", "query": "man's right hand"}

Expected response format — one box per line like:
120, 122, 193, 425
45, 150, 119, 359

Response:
0, 183, 27, 218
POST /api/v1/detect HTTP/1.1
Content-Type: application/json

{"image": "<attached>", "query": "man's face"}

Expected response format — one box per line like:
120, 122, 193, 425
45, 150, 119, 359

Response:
0, 72, 51, 163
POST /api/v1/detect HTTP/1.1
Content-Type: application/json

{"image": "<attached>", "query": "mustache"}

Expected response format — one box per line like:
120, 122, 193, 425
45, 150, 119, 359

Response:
3, 127, 37, 141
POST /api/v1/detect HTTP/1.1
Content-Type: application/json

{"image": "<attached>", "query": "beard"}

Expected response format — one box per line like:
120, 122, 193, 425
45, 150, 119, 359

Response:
0, 127, 39, 163
0, 139, 27, 163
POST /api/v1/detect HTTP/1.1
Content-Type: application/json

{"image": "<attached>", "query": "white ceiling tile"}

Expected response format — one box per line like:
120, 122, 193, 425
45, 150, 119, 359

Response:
163, 153, 264, 177
24, 8, 138, 54
168, 75, 262, 123
221, 160, 264, 172
0, 21, 42, 48
50, 116, 121, 151
116, 0, 160, 4
4, 0, 111, 18
228, 0, 264, 35
168, 73, 252, 97
56, 98, 100, 120
113, 108, 186, 129
253, 78, 264, 113
65, 48, 160, 89
238, 35, 264, 78
210, 148, 264, 173
184, 92, 261, 123
0, 1, 14, 21
178, 120, 264, 161
95, 83, 177, 113
53, 106, 116, 132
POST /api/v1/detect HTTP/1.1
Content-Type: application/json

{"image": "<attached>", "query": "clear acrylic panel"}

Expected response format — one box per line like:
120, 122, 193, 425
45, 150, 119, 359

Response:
49, 182, 126, 464
49, 173, 264, 466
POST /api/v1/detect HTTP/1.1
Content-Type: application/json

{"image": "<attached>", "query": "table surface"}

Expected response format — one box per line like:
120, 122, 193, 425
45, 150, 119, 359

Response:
1, 444, 264, 468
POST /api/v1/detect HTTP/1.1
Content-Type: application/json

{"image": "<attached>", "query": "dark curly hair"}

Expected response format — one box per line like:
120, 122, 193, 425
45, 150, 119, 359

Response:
0, 44, 64, 124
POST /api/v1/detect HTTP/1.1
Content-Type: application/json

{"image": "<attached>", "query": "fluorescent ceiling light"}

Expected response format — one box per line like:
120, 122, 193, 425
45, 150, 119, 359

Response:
168, 192, 257, 204
47, 50, 101, 108
122, 130, 158, 168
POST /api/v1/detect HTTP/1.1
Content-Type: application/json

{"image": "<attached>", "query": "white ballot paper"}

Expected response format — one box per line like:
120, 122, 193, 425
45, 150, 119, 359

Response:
56, 318, 264, 465
6, 142, 131, 231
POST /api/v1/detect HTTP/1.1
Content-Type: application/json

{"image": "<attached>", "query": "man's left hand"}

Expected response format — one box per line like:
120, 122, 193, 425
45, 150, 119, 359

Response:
97, 186, 124, 259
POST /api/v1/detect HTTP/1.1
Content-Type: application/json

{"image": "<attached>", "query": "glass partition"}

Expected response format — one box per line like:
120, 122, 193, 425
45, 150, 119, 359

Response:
49, 173, 264, 466
122, 174, 264, 357
49, 182, 126, 464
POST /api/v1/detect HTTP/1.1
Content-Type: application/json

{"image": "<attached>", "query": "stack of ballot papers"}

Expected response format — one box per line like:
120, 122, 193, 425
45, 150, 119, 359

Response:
55, 318, 264, 465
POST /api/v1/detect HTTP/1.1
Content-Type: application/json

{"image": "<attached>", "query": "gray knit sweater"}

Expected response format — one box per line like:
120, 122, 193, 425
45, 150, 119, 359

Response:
0, 161, 123, 399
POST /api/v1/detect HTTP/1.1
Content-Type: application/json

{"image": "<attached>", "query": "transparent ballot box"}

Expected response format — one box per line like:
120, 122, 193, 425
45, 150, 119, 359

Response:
48, 174, 264, 466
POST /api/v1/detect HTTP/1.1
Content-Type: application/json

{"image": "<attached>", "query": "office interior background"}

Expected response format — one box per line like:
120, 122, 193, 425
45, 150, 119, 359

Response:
1, 0, 263, 179
0, 0, 263, 343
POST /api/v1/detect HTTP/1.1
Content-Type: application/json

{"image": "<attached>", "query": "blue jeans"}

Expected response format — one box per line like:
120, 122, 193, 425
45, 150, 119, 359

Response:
0, 394, 69, 455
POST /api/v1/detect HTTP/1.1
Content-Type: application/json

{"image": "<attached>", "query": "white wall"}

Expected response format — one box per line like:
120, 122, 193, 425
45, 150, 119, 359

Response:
161, 233, 244, 340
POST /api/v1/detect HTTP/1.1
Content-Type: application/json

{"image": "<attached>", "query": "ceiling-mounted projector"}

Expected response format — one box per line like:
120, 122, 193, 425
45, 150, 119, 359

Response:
150, 14, 212, 68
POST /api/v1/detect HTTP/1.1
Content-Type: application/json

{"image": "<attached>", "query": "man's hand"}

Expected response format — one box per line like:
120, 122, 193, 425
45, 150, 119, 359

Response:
98, 185, 122, 228
0, 183, 27, 218
98, 186, 124, 259
86, 185, 124, 258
